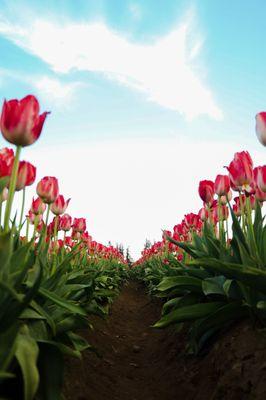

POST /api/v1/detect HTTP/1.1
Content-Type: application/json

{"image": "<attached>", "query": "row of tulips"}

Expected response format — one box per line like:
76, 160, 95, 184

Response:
133, 112, 266, 354
0, 95, 127, 400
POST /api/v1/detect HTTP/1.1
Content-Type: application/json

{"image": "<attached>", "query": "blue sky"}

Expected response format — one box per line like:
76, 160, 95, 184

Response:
0, 0, 265, 257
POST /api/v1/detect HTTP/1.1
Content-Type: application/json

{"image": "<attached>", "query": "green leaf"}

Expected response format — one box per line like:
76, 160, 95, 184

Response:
191, 258, 266, 294
15, 326, 39, 400
202, 276, 226, 296
157, 276, 202, 293
38, 287, 86, 316
153, 302, 225, 328
37, 342, 64, 400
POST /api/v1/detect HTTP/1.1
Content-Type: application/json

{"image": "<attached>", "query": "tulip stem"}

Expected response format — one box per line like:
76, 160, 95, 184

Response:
0, 200, 2, 231
18, 187, 26, 232
51, 216, 58, 275
4, 146, 21, 232
26, 218, 29, 242
41, 204, 50, 250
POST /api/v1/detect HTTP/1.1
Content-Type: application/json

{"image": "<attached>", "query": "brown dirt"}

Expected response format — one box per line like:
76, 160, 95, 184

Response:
63, 281, 266, 400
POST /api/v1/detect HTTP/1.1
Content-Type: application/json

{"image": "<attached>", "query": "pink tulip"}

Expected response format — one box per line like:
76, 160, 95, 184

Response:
227, 151, 253, 192
0, 95, 49, 146
255, 112, 266, 146
72, 217, 86, 233
37, 176, 59, 204
198, 180, 215, 204
51, 195, 70, 215
214, 174, 230, 196
59, 213, 72, 231
15, 161, 36, 191
254, 166, 266, 193
31, 197, 46, 215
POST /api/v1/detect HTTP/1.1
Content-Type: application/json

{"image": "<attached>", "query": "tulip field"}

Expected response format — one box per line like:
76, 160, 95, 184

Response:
1, 95, 266, 399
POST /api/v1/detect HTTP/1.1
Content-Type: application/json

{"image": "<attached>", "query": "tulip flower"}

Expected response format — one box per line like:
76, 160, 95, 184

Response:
233, 203, 241, 217
213, 205, 229, 221
255, 112, 266, 146
214, 175, 230, 196
198, 207, 209, 221
37, 176, 59, 204
255, 187, 266, 202
220, 190, 232, 205
227, 151, 253, 192
15, 161, 36, 191
0, 148, 14, 164
59, 213, 72, 231
72, 217, 86, 233
51, 195, 70, 215
31, 197, 46, 215
254, 166, 266, 193
0, 95, 49, 147
27, 210, 42, 225
198, 180, 215, 204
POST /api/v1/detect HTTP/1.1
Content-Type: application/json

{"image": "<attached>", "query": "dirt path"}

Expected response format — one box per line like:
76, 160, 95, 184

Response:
63, 281, 266, 400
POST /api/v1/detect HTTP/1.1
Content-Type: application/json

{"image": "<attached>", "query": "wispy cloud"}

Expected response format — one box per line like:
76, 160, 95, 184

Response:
0, 11, 223, 119
0, 67, 83, 108
30, 76, 84, 109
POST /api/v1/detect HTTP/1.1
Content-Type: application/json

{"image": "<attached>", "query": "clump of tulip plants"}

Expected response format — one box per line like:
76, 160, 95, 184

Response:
134, 115, 266, 354
0, 95, 127, 400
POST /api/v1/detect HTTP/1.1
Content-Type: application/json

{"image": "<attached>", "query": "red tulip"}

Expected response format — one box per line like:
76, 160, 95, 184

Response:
254, 166, 266, 193
72, 217, 86, 233
0, 147, 14, 165
198, 180, 215, 204
214, 174, 230, 196
233, 203, 241, 217
213, 205, 229, 221
0, 95, 49, 147
31, 197, 46, 215
27, 210, 42, 225
227, 151, 253, 191
59, 213, 72, 231
15, 161, 36, 191
255, 187, 266, 202
255, 112, 266, 146
37, 176, 59, 204
198, 207, 209, 221
184, 213, 200, 228
51, 195, 70, 215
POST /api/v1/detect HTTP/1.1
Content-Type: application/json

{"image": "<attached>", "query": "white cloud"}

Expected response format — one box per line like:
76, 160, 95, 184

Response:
0, 12, 223, 119
11, 136, 265, 260
30, 76, 84, 108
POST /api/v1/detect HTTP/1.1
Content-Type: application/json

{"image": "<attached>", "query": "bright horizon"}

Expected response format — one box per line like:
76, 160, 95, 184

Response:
0, 0, 265, 259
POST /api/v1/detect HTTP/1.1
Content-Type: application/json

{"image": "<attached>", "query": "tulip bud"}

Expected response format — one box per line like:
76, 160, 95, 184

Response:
51, 195, 70, 215
214, 174, 230, 196
198, 207, 209, 221
227, 151, 253, 191
255, 187, 266, 202
27, 210, 42, 225
15, 161, 36, 191
255, 112, 266, 146
59, 213, 72, 231
37, 176, 59, 204
72, 217, 86, 233
254, 165, 266, 193
198, 180, 215, 204
31, 197, 46, 215
0, 95, 49, 147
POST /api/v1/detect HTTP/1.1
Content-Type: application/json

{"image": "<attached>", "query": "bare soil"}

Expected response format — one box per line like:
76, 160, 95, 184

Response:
63, 281, 266, 400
